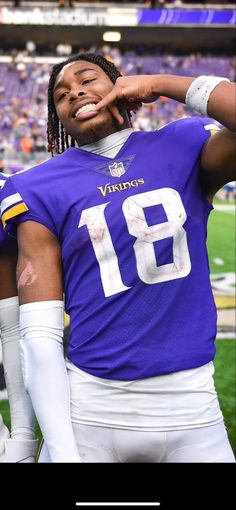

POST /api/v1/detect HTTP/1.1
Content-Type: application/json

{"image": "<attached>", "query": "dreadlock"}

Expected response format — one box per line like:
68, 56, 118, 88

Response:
47, 53, 123, 157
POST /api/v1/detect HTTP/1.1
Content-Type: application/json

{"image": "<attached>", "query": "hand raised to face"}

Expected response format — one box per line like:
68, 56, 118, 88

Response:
95, 75, 160, 124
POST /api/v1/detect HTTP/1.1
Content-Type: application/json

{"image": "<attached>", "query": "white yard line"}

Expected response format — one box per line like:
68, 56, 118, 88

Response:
216, 333, 236, 340
214, 205, 235, 214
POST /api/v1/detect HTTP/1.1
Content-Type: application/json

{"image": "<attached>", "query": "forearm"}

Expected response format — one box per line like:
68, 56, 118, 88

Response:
20, 301, 80, 462
96, 73, 235, 132
151, 74, 194, 104
153, 75, 235, 132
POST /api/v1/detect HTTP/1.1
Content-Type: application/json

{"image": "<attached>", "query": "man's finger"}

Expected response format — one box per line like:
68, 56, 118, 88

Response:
109, 104, 124, 125
95, 89, 120, 111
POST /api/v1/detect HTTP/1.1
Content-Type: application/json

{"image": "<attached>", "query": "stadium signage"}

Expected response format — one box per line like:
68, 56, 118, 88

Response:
0, 7, 234, 27
138, 8, 235, 26
0, 7, 138, 26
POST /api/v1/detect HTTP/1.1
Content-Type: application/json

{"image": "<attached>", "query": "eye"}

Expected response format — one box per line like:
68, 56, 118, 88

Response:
57, 91, 68, 102
82, 78, 96, 85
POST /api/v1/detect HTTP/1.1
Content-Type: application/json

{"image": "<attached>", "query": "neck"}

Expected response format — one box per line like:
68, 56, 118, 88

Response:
80, 128, 133, 159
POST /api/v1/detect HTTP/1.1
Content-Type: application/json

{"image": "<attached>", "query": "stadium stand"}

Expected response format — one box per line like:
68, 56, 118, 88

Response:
0, 50, 235, 171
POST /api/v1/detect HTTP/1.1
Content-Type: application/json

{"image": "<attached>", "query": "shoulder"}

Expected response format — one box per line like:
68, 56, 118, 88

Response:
2, 152, 71, 200
158, 117, 220, 150
158, 116, 217, 134
10, 154, 63, 183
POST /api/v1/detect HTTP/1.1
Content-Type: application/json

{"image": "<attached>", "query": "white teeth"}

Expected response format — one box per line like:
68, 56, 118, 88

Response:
75, 103, 97, 117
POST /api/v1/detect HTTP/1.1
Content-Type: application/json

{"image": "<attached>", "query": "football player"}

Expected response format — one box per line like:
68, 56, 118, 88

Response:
0, 173, 37, 462
1, 54, 235, 462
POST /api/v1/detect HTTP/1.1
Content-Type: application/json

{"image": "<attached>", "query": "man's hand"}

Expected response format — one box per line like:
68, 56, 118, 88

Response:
4, 438, 38, 463
95, 75, 160, 124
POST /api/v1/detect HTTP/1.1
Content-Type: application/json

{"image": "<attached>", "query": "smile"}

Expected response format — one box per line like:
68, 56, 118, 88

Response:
73, 103, 97, 118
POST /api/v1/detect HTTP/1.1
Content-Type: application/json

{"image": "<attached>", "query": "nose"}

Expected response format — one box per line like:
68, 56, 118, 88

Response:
69, 86, 85, 101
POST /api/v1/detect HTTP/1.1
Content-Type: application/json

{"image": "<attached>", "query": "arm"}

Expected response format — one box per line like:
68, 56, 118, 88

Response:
16, 220, 80, 462
95, 74, 197, 125
0, 241, 17, 300
96, 75, 236, 198
0, 242, 37, 462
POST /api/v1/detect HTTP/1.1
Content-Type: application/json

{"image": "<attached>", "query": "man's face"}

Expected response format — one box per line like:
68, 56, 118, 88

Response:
53, 60, 129, 145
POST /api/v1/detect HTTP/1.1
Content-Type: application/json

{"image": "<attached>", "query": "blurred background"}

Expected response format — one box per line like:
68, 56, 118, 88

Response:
0, 0, 235, 453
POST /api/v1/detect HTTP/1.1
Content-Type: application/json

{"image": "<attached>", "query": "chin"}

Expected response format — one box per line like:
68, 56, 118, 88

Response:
74, 116, 121, 146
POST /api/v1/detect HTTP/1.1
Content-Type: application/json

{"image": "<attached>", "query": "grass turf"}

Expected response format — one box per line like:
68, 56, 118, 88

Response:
207, 206, 235, 274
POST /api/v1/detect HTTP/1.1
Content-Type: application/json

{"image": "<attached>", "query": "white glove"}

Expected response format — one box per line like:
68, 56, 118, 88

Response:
4, 438, 38, 463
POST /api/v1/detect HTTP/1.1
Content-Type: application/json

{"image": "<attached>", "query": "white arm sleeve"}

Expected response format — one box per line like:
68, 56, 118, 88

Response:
0, 297, 35, 439
20, 300, 80, 463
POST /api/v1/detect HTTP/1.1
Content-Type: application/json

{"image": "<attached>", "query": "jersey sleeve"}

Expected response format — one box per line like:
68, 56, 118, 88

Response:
164, 116, 221, 168
199, 117, 221, 137
0, 171, 58, 238
185, 115, 220, 138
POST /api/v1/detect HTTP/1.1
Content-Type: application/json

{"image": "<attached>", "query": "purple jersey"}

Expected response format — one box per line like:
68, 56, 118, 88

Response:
0, 173, 11, 249
0, 117, 217, 380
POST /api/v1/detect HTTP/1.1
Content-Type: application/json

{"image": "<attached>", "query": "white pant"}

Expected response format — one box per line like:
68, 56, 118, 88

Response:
38, 421, 235, 463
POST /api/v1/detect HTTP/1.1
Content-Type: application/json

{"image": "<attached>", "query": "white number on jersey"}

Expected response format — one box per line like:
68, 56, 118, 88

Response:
78, 188, 191, 297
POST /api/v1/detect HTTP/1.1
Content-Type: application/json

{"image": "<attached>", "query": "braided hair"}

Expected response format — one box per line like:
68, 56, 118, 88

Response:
47, 53, 123, 156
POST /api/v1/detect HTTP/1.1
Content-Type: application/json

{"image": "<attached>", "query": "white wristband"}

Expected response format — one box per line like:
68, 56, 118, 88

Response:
185, 75, 230, 117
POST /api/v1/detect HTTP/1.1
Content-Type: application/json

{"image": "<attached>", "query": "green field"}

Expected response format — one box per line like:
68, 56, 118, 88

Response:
0, 201, 235, 458
207, 203, 235, 453
214, 339, 236, 453
207, 204, 235, 274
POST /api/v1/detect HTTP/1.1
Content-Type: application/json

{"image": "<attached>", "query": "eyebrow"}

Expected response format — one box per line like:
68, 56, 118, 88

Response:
54, 67, 96, 93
